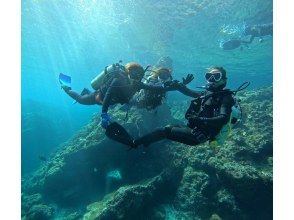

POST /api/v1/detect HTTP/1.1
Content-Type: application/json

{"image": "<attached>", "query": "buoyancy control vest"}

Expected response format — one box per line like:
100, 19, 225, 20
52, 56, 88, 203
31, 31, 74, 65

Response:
185, 88, 244, 145
135, 76, 167, 110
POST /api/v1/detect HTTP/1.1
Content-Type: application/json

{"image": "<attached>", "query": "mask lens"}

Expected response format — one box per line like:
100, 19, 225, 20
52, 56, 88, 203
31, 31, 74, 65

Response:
159, 72, 170, 80
205, 73, 212, 81
213, 72, 222, 81
205, 72, 222, 82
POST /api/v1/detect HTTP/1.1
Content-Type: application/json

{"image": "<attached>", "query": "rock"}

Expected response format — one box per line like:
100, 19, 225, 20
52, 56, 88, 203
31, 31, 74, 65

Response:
65, 211, 82, 220
21, 86, 273, 220
83, 168, 182, 220
214, 189, 240, 219
209, 213, 222, 220
25, 204, 54, 220
174, 167, 213, 216
21, 193, 43, 214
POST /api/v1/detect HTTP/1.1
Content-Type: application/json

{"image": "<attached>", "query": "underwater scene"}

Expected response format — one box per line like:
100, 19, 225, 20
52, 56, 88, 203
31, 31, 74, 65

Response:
22, 0, 273, 219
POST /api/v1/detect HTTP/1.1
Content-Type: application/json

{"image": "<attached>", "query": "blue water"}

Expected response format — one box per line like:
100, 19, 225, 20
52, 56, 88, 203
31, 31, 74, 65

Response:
22, 0, 272, 174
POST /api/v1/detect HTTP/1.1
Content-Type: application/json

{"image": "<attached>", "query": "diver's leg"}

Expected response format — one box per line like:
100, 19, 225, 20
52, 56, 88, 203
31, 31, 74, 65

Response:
105, 122, 134, 147
134, 127, 168, 147
165, 126, 205, 146
134, 125, 207, 147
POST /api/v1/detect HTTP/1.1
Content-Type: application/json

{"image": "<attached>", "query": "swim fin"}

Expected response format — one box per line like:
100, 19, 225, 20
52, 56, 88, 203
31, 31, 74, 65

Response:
105, 122, 136, 148
72, 88, 92, 104
59, 73, 71, 87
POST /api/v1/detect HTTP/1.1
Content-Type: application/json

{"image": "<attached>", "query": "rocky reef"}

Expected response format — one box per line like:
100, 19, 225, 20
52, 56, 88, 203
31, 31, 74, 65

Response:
22, 86, 272, 220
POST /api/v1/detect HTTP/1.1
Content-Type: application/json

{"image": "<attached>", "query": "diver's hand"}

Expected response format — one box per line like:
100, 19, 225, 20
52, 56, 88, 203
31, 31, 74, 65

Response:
164, 80, 181, 90
101, 113, 111, 129
61, 84, 71, 92
182, 74, 194, 85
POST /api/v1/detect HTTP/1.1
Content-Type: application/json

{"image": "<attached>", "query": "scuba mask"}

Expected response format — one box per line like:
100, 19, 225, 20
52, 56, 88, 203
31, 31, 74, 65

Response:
205, 71, 223, 82
158, 71, 172, 82
205, 71, 227, 91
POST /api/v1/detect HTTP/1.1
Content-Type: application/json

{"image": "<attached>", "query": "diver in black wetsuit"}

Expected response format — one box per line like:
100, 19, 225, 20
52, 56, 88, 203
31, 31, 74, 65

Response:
131, 66, 235, 148
62, 62, 194, 129
221, 23, 273, 50
132, 56, 174, 110
243, 23, 273, 43
132, 67, 173, 110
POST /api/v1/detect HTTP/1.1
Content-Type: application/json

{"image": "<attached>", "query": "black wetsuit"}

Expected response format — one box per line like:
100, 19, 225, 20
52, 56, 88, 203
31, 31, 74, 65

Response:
134, 86, 235, 147
244, 23, 273, 43
132, 77, 168, 110
64, 75, 171, 114
221, 23, 273, 50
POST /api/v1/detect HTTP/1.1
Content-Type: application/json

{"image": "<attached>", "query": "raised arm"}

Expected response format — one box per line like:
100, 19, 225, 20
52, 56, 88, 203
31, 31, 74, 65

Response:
177, 84, 203, 98
64, 87, 97, 105
139, 81, 167, 92
100, 78, 124, 129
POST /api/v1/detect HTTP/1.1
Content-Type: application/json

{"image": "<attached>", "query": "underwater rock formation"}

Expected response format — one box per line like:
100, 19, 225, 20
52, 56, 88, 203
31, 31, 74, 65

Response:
22, 86, 272, 219
22, 100, 76, 174
84, 169, 182, 220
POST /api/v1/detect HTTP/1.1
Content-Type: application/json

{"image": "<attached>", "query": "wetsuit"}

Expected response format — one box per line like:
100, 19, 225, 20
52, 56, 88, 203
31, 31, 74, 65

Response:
134, 85, 235, 147
64, 76, 172, 113
132, 76, 168, 110
64, 89, 99, 105
244, 23, 273, 43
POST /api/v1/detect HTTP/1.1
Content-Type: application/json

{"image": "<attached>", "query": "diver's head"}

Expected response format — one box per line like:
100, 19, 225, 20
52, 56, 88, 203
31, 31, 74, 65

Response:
125, 62, 145, 81
152, 68, 172, 83
205, 67, 227, 91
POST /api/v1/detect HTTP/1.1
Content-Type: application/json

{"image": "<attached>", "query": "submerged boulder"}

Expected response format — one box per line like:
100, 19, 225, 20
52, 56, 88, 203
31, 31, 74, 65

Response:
83, 168, 182, 220
22, 86, 273, 219
23, 204, 54, 220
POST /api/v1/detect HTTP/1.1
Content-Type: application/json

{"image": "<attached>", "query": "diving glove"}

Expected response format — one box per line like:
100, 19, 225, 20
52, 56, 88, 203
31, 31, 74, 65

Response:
101, 113, 111, 129
164, 80, 181, 90
182, 74, 194, 85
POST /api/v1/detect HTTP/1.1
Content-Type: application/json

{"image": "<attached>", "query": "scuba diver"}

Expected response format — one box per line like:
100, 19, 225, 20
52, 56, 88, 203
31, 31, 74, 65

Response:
220, 38, 250, 51
220, 23, 273, 50
132, 67, 173, 110
106, 66, 249, 148
131, 56, 190, 111
60, 62, 194, 129
243, 23, 273, 43
124, 56, 174, 110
